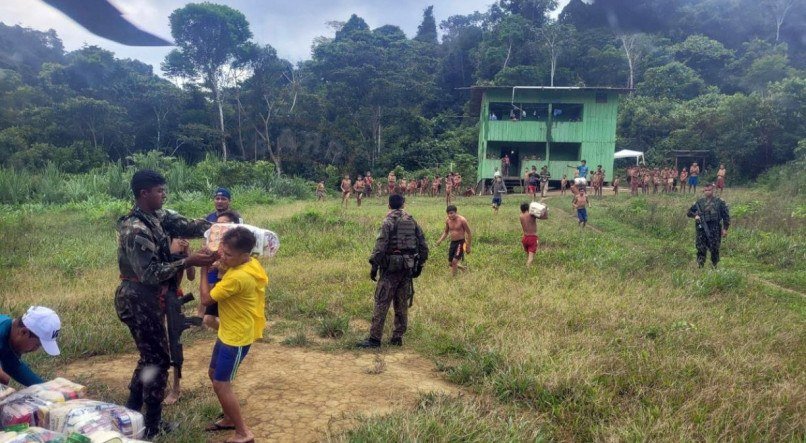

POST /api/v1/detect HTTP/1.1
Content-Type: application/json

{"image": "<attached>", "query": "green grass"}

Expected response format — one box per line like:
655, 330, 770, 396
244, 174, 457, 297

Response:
0, 187, 803, 441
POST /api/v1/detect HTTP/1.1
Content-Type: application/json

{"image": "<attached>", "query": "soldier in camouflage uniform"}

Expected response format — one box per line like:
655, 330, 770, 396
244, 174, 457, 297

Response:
357, 194, 429, 348
686, 183, 730, 268
116, 170, 216, 438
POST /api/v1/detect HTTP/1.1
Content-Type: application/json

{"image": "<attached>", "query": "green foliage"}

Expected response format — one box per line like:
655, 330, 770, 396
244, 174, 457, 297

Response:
315, 315, 349, 339
637, 62, 708, 100
0, 0, 804, 184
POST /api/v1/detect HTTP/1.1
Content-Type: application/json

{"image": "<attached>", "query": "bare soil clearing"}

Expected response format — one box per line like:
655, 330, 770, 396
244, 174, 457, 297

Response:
64, 338, 458, 442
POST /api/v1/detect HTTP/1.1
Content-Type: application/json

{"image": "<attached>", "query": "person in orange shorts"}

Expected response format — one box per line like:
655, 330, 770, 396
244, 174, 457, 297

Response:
519, 202, 539, 267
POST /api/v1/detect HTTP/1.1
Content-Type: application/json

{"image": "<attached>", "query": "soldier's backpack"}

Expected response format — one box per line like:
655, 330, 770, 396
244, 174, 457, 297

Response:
391, 216, 419, 253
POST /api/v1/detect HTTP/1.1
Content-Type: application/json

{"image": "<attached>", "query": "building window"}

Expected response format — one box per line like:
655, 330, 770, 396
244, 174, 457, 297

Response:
549, 143, 580, 161
551, 103, 583, 122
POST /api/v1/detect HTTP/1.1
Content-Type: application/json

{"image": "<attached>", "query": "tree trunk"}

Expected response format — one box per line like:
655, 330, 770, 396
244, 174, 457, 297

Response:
236, 97, 246, 159
211, 82, 227, 161
503, 41, 512, 70
254, 103, 283, 175
550, 53, 557, 86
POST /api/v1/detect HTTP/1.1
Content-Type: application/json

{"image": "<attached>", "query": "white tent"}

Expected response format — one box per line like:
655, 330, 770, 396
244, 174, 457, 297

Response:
614, 149, 646, 165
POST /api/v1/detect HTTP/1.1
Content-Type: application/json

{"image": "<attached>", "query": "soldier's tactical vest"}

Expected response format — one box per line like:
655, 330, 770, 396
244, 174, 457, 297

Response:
386, 215, 418, 272
699, 198, 720, 223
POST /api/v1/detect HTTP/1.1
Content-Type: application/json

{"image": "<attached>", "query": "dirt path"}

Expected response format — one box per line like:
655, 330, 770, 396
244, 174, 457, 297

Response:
64, 339, 457, 442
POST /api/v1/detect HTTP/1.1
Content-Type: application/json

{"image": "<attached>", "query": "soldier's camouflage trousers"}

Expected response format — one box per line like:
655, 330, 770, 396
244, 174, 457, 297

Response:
696, 224, 722, 267
369, 270, 411, 342
114, 281, 169, 408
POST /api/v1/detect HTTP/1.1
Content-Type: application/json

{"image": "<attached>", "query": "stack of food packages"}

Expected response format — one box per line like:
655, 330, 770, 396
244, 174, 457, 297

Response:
0, 379, 147, 442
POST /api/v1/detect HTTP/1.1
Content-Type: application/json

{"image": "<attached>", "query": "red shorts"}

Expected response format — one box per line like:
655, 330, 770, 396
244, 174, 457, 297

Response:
522, 234, 539, 253
716, 177, 725, 189
527, 185, 537, 193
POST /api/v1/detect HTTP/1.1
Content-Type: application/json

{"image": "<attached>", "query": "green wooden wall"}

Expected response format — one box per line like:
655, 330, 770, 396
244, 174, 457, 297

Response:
477, 89, 620, 183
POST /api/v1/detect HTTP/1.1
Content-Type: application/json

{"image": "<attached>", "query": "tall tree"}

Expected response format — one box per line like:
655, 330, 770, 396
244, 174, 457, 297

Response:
617, 33, 645, 89
763, 0, 798, 42
415, 6, 438, 44
538, 21, 576, 86
162, 3, 253, 160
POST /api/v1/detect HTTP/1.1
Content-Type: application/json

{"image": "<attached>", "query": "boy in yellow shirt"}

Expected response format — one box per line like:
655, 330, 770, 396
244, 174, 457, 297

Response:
200, 227, 268, 443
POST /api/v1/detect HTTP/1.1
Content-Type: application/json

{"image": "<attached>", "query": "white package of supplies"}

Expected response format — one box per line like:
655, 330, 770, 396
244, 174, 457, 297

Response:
0, 378, 86, 428
0, 426, 64, 443
0, 395, 53, 427
47, 400, 145, 439
205, 223, 280, 257
20, 378, 85, 403
529, 202, 548, 220
0, 386, 14, 402
574, 177, 587, 186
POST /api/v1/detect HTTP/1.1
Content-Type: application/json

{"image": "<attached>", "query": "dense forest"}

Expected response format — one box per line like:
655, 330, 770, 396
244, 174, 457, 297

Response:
0, 0, 803, 183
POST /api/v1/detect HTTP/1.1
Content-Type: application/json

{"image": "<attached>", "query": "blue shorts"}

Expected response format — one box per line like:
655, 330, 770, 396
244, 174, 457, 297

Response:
209, 339, 250, 382
577, 208, 588, 222
492, 196, 502, 206
688, 176, 699, 186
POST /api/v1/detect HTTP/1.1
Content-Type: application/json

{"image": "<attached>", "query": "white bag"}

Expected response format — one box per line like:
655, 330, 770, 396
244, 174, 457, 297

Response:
574, 177, 587, 186
529, 202, 548, 219
205, 223, 280, 257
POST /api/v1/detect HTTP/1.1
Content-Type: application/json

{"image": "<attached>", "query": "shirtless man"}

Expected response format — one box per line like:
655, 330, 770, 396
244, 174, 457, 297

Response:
612, 176, 620, 195
716, 164, 726, 194
688, 162, 700, 193
435, 205, 472, 276
399, 177, 407, 196
364, 172, 374, 198
629, 167, 639, 196
431, 176, 440, 197
572, 188, 589, 228
353, 175, 366, 207
341, 175, 352, 207
560, 175, 568, 196
679, 167, 688, 193
519, 202, 539, 267
387, 171, 397, 195
316, 181, 326, 201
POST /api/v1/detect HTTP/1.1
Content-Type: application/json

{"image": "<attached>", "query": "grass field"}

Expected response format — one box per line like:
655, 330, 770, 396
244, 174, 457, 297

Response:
0, 187, 803, 441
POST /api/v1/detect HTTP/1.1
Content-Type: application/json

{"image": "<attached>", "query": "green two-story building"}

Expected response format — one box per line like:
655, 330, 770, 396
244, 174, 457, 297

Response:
470, 86, 631, 189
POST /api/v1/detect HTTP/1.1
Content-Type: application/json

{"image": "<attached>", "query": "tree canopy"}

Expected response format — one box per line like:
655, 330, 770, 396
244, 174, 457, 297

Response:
0, 0, 803, 182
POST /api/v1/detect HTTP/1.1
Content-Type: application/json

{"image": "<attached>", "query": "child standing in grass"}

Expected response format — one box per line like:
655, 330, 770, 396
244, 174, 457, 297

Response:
200, 227, 268, 443
572, 188, 589, 228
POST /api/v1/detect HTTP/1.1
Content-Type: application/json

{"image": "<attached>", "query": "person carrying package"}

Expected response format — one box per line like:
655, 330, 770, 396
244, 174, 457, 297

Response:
0, 306, 61, 387
115, 169, 217, 439
200, 227, 268, 443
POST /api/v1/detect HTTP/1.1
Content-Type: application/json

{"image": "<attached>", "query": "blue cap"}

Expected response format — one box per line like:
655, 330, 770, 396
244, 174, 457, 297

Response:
214, 187, 231, 200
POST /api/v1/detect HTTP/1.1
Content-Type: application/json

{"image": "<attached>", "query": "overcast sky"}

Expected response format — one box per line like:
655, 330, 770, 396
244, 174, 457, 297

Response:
0, 0, 569, 74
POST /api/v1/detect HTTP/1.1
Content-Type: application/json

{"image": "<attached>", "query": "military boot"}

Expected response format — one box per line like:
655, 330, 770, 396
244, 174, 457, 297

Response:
143, 402, 178, 439
355, 337, 381, 348
389, 337, 403, 346
124, 388, 143, 412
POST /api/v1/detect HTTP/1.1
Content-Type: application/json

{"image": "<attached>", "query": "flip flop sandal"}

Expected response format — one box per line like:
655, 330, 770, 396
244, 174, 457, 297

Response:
205, 422, 236, 432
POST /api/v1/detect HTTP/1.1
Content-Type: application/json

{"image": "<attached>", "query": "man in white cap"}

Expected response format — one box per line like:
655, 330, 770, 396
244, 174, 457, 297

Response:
0, 306, 61, 386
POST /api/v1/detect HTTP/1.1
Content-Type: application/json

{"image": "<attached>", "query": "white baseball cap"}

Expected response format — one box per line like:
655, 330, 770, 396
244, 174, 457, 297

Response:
21, 306, 61, 356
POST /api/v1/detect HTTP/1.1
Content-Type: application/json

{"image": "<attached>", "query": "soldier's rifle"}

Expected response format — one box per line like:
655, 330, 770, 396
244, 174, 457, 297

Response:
695, 201, 714, 250
164, 281, 202, 378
